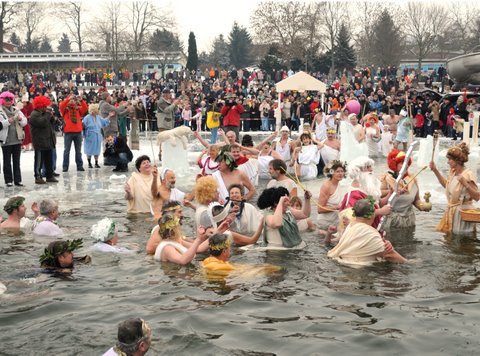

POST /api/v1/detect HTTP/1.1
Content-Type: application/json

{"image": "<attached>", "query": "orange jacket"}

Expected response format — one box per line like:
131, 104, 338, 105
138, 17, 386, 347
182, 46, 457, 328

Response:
59, 97, 88, 133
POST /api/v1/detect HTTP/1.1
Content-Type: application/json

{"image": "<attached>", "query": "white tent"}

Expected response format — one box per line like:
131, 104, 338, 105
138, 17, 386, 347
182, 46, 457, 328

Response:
274, 71, 327, 131
275, 71, 327, 93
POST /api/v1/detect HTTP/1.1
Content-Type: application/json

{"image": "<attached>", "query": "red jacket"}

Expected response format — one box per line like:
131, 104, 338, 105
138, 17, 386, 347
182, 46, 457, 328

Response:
60, 98, 88, 133
221, 103, 244, 127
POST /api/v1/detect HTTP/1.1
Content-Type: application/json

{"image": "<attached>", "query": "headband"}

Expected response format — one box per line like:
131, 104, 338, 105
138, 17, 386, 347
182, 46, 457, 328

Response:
160, 168, 171, 181
4, 196, 25, 214
209, 237, 232, 251
39, 239, 83, 265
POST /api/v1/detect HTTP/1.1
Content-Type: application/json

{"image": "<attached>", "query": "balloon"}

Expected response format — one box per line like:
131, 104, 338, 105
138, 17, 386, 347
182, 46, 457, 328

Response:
345, 100, 361, 115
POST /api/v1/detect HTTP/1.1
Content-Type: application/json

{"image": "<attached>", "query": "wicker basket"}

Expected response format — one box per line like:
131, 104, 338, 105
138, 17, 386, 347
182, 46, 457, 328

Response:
460, 209, 480, 222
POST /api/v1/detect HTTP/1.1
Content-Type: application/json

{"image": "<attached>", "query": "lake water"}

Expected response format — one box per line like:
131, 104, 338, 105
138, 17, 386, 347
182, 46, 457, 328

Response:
1, 135, 479, 355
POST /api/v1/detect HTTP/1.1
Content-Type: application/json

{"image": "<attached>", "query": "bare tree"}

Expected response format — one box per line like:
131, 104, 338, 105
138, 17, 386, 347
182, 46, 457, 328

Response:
316, 1, 348, 77
0, 1, 16, 53
129, 1, 171, 52
351, 1, 385, 67
250, 1, 309, 62
403, 2, 450, 70
449, 4, 479, 54
91, 2, 129, 70
22, 2, 47, 52
59, 2, 85, 52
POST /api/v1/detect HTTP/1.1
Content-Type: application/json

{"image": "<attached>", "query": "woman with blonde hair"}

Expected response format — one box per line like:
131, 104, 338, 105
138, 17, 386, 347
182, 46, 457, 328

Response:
194, 176, 220, 225
82, 103, 112, 168
430, 142, 480, 234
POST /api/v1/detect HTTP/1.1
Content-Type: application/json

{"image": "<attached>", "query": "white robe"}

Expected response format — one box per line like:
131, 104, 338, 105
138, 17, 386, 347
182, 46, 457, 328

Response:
154, 240, 188, 261
327, 222, 385, 267
298, 145, 320, 180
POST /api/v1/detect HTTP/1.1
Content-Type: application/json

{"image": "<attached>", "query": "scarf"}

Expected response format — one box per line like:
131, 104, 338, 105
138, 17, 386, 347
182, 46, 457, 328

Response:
65, 103, 79, 123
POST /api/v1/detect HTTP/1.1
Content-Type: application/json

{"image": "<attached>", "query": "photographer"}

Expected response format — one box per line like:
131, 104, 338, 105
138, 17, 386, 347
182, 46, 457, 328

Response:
59, 94, 88, 172
220, 93, 244, 141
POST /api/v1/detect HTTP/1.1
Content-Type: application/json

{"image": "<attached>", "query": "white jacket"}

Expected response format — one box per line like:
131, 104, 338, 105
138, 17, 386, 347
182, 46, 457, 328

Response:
0, 106, 27, 144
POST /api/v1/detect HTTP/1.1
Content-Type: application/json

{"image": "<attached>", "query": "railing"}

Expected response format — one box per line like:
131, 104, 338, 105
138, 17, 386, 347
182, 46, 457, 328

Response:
0, 51, 185, 62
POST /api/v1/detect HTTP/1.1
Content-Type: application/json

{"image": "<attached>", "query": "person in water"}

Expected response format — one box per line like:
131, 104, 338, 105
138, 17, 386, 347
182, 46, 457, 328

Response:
1, 196, 39, 231
201, 233, 236, 274
91, 217, 135, 253
257, 186, 312, 249
327, 198, 407, 266
103, 317, 152, 356
39, 239, 90, 270
153, 212, 209, 265
32, 199, 63, 236
201, 233, 281, 278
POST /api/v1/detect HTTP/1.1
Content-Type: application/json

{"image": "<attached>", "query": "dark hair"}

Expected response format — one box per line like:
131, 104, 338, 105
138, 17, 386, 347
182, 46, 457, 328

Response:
162, 200, 181, 212
257, 187, 289, 210
241, 134, 254, 147
135, 155, 150, 171
269, 159, 287, 173
118, 318, 144, 345
299, 133, 311, 143
116, 318, 150, 354
353, 199, 375, 218
208, 233, 230, 257
228, 183, 244, 196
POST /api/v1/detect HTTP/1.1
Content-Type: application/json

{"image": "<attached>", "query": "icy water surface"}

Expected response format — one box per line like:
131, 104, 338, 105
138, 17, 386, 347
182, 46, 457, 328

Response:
1, 137, 480, 355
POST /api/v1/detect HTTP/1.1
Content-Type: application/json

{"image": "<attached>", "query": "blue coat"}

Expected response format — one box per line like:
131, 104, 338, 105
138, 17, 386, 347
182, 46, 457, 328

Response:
82, 114, 109, 155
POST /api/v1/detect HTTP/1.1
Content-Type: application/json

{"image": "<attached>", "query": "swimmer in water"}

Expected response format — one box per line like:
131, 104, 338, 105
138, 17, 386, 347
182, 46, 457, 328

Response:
40, 239, 91, 271
91, 217, 137, 253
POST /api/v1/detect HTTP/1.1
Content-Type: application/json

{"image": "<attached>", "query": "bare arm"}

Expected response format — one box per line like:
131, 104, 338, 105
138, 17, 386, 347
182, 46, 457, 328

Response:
290, 191, 312, 220
151, 167, 159, 198
241, 172, 257, 201
458, 175, 480, 201
193, 131, 210, 148
231, 217, 264, 246
429, 161, 447, 188
255, 132, 278, 150
317, 184, 334, 214
161, 228, 207, 265
266, 197, 287, 229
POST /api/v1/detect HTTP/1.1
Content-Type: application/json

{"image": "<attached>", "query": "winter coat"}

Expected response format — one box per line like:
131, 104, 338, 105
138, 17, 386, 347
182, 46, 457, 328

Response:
29, 109, 56, 150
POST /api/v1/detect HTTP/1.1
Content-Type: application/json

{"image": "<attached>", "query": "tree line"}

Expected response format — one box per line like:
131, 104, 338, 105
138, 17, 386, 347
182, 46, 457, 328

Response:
1, 1, 479, 76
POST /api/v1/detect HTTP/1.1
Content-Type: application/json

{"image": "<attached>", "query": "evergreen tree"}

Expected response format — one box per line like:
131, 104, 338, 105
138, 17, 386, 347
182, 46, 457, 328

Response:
39, 36, 52, 52
259, 44, 283, 78
210, 34, 230, 69
149, 29, 182, 51
371, 9, 404, 67
333, 23, 356, 71
58, 33, 71, 53
186, 31, 198, 71
228, 22, 253, 68
9, 32, 21, 47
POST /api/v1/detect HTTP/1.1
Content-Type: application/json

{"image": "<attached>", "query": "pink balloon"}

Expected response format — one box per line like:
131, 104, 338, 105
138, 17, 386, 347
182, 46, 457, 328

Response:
345, 100, 361, 115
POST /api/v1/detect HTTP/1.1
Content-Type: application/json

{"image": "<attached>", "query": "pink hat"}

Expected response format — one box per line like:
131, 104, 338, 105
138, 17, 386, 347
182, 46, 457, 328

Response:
0, 91, 15, 106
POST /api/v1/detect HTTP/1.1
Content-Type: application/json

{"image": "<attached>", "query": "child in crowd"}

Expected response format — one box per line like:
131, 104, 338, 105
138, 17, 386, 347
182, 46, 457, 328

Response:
289, 196, 316, 232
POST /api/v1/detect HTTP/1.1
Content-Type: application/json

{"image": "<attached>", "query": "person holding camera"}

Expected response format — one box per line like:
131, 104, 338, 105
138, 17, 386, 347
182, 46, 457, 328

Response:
220, 93, 244, 141
59, 94, 88, 172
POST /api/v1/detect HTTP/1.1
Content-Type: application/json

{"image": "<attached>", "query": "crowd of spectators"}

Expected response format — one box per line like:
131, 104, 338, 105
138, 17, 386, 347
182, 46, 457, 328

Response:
0, 63, 476, 141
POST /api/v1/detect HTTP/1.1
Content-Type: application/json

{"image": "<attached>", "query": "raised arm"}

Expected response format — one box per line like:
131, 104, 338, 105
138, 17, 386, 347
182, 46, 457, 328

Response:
429, 161, 447, 188
151, 166, 159, 198
193, 131, 211, 149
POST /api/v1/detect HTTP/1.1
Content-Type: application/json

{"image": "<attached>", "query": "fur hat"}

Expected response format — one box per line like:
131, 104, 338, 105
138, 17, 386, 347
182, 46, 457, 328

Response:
32, 95, 52, 109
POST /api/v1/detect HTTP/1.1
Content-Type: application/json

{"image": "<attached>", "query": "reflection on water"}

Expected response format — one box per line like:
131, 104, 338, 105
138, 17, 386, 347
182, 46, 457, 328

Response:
1, 157, 480, 354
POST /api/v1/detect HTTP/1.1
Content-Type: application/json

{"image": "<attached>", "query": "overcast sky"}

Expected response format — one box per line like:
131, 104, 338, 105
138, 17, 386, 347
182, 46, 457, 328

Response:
167, 0, 256, 52
35, 0, 257, 52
